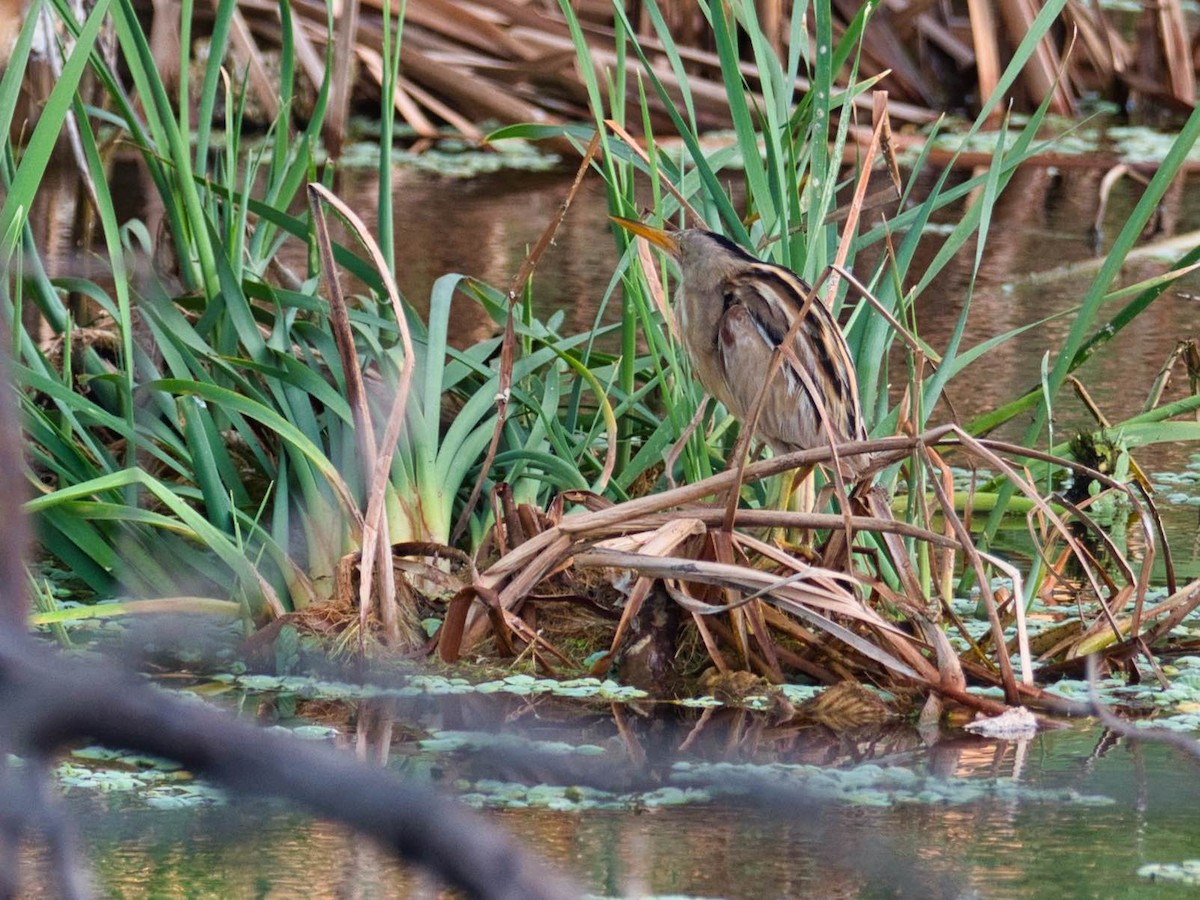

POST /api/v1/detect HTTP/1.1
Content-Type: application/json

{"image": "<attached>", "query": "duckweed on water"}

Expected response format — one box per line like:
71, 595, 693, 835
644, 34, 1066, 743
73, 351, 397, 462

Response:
1133, 712, 1200, 732
925, 122, 1200, 165
214, 668, 853, 713
60, 738, 393, 808
220, 671, 650, 703
287, 724, 342, 740
227, 670, 823, 710
57, 763, 151, 794
70, 746, 182, 771
57, 748, 222, 809
455, 780, 711, 812
55, 720, 352, 807
140, 784, 227, 810
677, 696, 725, 708
418, 730, 607, 757
218, 639, 1200, 721
1153, 460, 1200, 507
436, 755, 1119, 813
669, 761, 1116, 809
336, 139, 560, 176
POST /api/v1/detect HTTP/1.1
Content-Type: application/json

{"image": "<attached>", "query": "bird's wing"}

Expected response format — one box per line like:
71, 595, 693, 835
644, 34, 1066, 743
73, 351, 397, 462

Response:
716, 265, 865, 451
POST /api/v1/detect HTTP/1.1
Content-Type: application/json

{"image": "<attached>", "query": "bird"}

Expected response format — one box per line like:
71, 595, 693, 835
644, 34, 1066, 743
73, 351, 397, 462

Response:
612, 217, 870, 481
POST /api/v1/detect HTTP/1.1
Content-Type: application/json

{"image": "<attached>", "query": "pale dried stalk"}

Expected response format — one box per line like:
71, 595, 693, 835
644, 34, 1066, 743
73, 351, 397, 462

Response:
308, 183, 417, 645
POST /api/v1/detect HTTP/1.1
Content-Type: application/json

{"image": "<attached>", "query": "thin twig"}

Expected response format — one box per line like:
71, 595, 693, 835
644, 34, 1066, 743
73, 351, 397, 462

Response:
450, 132, 601, 546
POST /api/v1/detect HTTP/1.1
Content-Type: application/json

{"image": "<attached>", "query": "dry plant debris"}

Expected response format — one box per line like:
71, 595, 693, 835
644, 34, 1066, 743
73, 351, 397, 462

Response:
137, 0, 1200, 149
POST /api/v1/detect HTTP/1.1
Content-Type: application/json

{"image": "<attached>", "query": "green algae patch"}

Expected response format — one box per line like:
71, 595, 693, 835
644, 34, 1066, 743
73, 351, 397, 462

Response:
218, 671, 650, 703
70, 746, 183, 771
57, 747, 223, 809
1153, 456, 1200, 507
288, 724, 342, 740
455, 779, 713, 813
140, 784, 227, 810
419, 730, 607, 757
447, 753, 1119, 813
669, 760, 1117, 810
923, 121, 1200, 166
336, 137, 559, 177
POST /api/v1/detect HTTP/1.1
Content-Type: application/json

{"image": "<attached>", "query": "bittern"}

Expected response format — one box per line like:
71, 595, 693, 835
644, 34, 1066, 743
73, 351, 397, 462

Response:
613, 218, 869, 480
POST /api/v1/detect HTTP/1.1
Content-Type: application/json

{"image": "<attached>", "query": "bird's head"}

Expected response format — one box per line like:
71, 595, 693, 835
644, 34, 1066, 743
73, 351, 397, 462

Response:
610, 216, 682, 258
611, 217, 756, 285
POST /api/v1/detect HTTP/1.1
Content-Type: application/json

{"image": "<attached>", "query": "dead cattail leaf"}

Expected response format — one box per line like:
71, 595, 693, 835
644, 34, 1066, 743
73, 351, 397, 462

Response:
966, 0, 1002, 123
308, 182, 419, 646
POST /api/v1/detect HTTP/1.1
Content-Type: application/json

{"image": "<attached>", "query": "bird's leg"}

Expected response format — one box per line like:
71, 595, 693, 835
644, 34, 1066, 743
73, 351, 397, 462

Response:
721, 429, 766, 533
664, 394, 716, 490
772, 464, 816, 551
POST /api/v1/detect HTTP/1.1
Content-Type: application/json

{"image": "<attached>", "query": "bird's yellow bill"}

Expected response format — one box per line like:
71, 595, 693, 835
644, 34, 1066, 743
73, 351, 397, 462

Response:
610, 216, 680, 254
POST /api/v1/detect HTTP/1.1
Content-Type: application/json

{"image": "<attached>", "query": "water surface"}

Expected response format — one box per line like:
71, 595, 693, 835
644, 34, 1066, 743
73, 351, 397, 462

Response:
65, 709, 1200, 898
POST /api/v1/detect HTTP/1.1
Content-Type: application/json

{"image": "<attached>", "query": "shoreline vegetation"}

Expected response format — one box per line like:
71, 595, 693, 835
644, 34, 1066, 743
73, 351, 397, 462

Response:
1, 1, 1198, 708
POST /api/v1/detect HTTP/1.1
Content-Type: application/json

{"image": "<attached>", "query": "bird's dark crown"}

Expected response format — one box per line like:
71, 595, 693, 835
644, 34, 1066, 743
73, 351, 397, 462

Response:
692, 230, 760, 263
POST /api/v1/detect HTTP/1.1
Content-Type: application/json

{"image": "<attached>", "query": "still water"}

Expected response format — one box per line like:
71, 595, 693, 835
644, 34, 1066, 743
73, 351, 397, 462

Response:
60, 699, 1200, 898
38, 160, 1200, 896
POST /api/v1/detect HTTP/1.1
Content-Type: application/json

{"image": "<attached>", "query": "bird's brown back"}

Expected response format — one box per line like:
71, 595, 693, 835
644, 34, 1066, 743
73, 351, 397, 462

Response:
672, 230, 868, 476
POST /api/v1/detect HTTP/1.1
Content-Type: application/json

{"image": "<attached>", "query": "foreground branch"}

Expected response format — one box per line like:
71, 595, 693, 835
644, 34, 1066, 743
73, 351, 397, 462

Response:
0, 634, 576, 900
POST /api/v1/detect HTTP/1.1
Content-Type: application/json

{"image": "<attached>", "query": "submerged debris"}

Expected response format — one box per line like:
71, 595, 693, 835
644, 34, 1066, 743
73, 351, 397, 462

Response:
796, 681, 897, 731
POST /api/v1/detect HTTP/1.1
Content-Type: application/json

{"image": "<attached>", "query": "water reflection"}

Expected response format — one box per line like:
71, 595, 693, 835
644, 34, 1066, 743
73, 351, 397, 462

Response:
77, 684, 1200, 899
327, 167, 625, 345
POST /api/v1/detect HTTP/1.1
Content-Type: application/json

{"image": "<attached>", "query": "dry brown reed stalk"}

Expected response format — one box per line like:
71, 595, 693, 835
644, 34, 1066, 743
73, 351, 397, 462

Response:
1145, 338, 1200, 419
576, 547, 927, 669
224, 1, 279, 122
326, 0, 361, 155
592, 516, 706, 672
151, 0, 1194, 154
939, 432, 1195, 667
1149, 0, 1194, 107
449, 132, 602, 545
916, 439, 1020, 700
967, 0, 1002, 122
1002, 0, 1076, 114
309, 182, 421, 648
